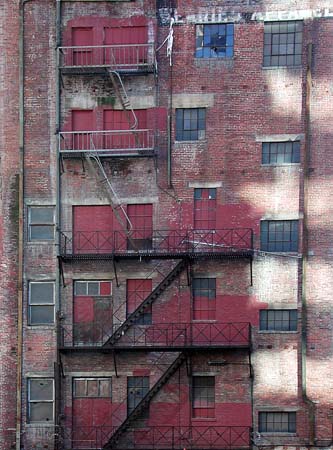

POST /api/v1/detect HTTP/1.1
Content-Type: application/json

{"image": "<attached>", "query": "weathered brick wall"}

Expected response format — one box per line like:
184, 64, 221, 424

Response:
0, 1, 19, 448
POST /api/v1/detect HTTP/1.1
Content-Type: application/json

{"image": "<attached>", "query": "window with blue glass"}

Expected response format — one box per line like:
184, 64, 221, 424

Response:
176, 108, 206, 141
261, 220, 298, 252
196, 24, 234, 58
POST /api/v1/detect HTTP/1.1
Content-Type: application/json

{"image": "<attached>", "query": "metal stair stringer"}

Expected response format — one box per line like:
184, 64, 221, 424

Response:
103, 259, 188, 347
102, 352, 187, 450
108, 70, 138, 130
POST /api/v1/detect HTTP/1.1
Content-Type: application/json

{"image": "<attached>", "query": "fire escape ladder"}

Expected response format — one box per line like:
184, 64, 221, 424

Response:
103, 352, 186, 450
108, 70, 138, 130
103, 259, 188, 347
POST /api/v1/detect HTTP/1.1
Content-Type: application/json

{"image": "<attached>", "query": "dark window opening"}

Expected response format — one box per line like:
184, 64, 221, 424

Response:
29, 207, 55, 241
260, 310, 297, 331
262, 141, 300, 164
29, 282, 55, 325
127, 376, 149, 417
263, 21, 303, 67
194, 188, 216, 230
196, 24, 234, 58
176, 108, 206, 141
259, 411, 296, 433
261, 220, 298, 252
28, 379, 54, 423
193, 278, 216, 321
192, 376, 215, 418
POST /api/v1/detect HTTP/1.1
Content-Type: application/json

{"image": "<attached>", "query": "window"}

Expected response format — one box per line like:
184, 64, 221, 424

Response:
263, 21, 302, 67
74, 280, 112, 296
176, 108, 206, 141
28, 378, 54, 423
193, 278, 216, 320
127, 377, 149, 416
259, 412, 296, 433
260, 310, 297, 331
127, 204, 153, 251
196, 24, 234, 58
262, 141, 300, 164
260, 220, 298, 252
192, 376, 215, 418
28, 207, 55, 241
194, 188, 216, 230
29, 282, 55, 325
73, 378, 112, 398
127, 279, 152, 325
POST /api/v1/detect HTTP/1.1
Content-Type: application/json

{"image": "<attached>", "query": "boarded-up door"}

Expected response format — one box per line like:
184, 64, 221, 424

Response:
72, 27, 93, 66
127, 204, 153, 250
104, 26, 148, 67
72, 110, 94, 151
127, 279, 152, 325
103, 109, 147, 150
73, 205, 114, 254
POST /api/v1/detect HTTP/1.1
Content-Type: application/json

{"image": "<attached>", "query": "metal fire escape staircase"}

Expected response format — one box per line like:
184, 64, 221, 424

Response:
103, 259, 188, 347
103, 352, 187, 450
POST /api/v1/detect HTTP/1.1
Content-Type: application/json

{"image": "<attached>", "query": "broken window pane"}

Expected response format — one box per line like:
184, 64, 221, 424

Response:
196, 23, 234, 59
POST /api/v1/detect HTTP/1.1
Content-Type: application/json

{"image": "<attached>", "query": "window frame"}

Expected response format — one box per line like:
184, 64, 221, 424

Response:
127, 376, 150, 417
73, 377, 112, 398
260, 220, 299, 253
194, 188, 217, 230
74, 280, 112, 296
28, 206, 55, 242
27, 378, 54, 423
262, 141, 300, 165
196, 23, 234, 59
28, 281, 55, 326
175, 108, 206, 141
259, 411, 296, 433
263, 21, 303, 68
192, 375, 215, 418
259, 309, 298, 332
192, 278, 216, 321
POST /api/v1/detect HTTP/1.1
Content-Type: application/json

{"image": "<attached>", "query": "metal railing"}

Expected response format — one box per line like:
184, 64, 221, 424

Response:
54, 425, 250, 449
59, 322, 251, 349
58, 129, 155, 154
59, 228, 253, 257
58, 43, 155, 71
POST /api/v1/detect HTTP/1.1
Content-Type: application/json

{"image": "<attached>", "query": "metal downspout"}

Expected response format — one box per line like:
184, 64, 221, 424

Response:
301, 42, 316, 445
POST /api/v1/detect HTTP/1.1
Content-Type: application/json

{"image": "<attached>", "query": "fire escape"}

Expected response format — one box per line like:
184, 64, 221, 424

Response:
56, 13, 254, 450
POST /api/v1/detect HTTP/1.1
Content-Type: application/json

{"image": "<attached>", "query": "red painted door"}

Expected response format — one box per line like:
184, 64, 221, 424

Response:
127, 204, 153, 250
72, 110, 94, 151
73, 205, 114, 254
127, 279, 152, 325
194, 188, 217, 230
104, 26, 148, 67
72, 27, 93, 66
103, 109, 147, 150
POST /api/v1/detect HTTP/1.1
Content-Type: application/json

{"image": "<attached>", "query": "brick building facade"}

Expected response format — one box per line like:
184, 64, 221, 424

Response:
1, 0, 333, 449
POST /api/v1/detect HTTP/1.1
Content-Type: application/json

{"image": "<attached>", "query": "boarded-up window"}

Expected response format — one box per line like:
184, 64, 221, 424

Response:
127, 279, 152, 325
104, 26, 148, 66
71, 110, 94, 150
192, 278, 216, 321
127, 376, 149, 416
103, 109, 148, 150
194, 189, 216, 230
72, 27, 93, 66
29, 282, 55, 325
28, 379, 54, 423
192, 376, 215, 418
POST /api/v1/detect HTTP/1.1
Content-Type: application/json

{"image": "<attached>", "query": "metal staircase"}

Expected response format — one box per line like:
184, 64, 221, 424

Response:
103, 259, 188, 347
108, 70, 138, 130
103, 352, 186, 450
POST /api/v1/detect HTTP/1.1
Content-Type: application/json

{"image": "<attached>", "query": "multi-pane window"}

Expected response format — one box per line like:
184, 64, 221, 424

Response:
260, 220, 298, 252
127, 376, 149, 416
194, 188, 216, 230
263, 21, 303, 67
28, 207, 55, 241
127, 279, 152, 325
176, 108, 206, 141
74, 280, 112, 296
192, 376, 215, 418
28, 378, 54, 423
260, 310, 297, 331
259, 412, 296, 433
193, 278, 216, 321
29, 282, 55, 325
262, 141, 300, 164
196, 24, 234, 58
73, 378, 112, 398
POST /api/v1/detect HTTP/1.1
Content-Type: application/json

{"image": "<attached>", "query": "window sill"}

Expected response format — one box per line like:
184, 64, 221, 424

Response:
174, 140, 207, 144
261, 163, 300, 167
26, 325, 56, 329
262, 65, 302, 70
25, 422, 55, 427
258, 432, 297, 436
258, 330, 298, 334
195, 57, 234, 61
192, 320, 217, 323
192, 417, 217, 421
